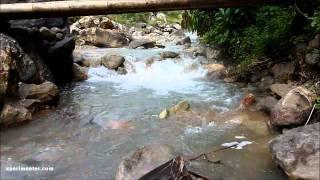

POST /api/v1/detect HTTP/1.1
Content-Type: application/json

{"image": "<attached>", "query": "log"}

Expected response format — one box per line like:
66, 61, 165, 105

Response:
0, 0, 288, 19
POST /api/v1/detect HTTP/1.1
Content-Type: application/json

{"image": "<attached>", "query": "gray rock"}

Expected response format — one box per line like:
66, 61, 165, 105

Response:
19, 81, 59, 103
50, 27, 63, 33
93, 29, 129, 48
72, 63, 88, 82
39, 27, 56, 41
258, 96, 278, 114
101, 55, 125, 70
271, 62, 295, 83
271, 86, 316, 127
269, 123, 320, 180
270, 83, 293, 98
160, 51, 180, 59
128, 39, 156, 49
116, 144, 174, 180
55, 33, 64, 40
176, 36, 191, 45
305, 50, 320, 65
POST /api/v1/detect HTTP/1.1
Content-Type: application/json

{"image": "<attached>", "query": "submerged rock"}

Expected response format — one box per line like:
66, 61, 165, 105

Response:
271, 86, 316, 127
269, 123, 320, 180
116, 144, 174, 180
18, 81, 59, 104
101, 55, 125, 70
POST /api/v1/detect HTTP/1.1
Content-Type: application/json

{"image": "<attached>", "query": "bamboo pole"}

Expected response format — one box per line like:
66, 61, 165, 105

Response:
0, 0, 286, 19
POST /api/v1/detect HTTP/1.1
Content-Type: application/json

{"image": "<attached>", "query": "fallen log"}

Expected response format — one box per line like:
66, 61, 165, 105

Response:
0, 0, 288, 19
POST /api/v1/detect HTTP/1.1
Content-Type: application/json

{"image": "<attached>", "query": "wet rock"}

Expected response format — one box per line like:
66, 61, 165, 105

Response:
271, 86, 316, 127
117, 67, 127, 75
176, 36, 191, 45
270, 83, 293, 98
18, 81, 59, 104
128, 39, 156, 49
0, 101, 32, 125
145, 56, 160, 67
160, 51, 180, 59
269, 123, 320, 180
159, 101, 190, 119
271, 62, 295, 83
72, 63, 88, 82
206, 46, 223, 62
238, 93, 256, 110
257, 96, 278, 114
39, 27, 56, 41
258, 76, 275, 91
204, 64, 226, 80
116, 144, 174, 180
172, 24, 182, 30
94, 29, 129, 48
305, 50, 320, 66
55, 33, 64, 40
50, 27, 63, 34
101, 55, 125, 70
224, 76, 238, 83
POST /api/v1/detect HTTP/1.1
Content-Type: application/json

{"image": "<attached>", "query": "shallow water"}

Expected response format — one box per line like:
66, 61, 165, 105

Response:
0, 36, 286, 179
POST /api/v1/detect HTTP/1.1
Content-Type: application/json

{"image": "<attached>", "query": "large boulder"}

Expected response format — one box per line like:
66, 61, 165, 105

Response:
269, 123, 320, 180
269, 83, 293, 98
128, 39, 156, 49
116, 144, 174, 180
270, 86, 316, 127
271, 62, 295, 83
18, 81, 59, 104
101, 55, 125, 70
204, 64, 226, 80
0, 101, 32, 125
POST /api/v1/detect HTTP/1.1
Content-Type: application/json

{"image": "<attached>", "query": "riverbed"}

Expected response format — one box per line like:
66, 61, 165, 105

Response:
0, 34, 286, 179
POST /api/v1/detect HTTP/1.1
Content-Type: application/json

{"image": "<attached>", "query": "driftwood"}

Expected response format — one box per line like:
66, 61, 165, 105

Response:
139, 144, 238, 179
0, 0, 288, 19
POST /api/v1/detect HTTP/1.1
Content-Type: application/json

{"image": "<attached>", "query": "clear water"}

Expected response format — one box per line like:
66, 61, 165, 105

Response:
0, 36, 286, 179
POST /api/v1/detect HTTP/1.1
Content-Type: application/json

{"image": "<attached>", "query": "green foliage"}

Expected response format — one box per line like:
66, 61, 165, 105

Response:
316, 97, 320, 110
188, 1, 320, 75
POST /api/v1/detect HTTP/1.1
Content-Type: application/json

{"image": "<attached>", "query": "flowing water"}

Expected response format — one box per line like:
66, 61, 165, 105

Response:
0, 34, 286, 179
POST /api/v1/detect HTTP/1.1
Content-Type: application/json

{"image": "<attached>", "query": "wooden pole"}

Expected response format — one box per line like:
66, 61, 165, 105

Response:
0, 0, 287, 19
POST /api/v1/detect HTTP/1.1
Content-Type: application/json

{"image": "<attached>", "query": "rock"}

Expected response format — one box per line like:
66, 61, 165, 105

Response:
176, 36, 191, 45
308, 34, 320, 49
224, 76, 238, 83
172, 24, 181, 30
48, 36, 75, 55
159, 109, 169, 119
238, 93, 256, 110
117, 67, 127, 75
128, 39, 156, 49
269, 123, 320, 180
116, 144, 174, 180
206, 46, 222, 62
271, 62, 295, 83
258, 76, 275, 91
160, 51, 180, 59
101, 55, 125, 70
72, 63, 88, 82
271, 86, 316, 127
0, 101, 32, 125
204, 64, 226, 80
93, 29, 129, 48
170, 30, 185, 38
39, 27, 56, 41
144, 56, 160, 67
50, 27, 63, 33
136, 22, 147, 28
258, 96, 278, 114
55, 33, 64, 40
305, 50, 320, 66
99, 18, 115, 29
270, 83, 293, 98
159, 101, 190, 119
18, 81, 59, 103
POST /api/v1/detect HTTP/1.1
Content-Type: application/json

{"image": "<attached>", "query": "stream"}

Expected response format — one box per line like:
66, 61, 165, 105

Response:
0, 34, 287, 179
